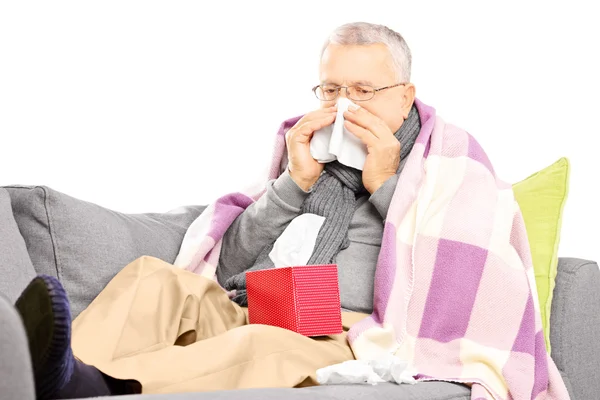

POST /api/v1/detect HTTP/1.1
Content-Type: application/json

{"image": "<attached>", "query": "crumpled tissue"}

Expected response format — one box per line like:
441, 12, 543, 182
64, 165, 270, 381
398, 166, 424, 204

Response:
316, 354, 417, 385
310, 97, 369, 171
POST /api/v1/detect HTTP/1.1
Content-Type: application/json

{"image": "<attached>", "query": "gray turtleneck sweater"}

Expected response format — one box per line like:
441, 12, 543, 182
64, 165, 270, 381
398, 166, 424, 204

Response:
217, 109, 420, 314
216, 170, 398, 314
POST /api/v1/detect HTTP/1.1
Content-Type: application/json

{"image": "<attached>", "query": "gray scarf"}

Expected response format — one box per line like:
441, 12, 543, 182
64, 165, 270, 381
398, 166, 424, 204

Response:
224, 105, 421, 305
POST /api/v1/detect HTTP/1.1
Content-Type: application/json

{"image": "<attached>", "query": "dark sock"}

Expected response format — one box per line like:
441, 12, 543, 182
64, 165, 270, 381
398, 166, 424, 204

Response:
55, 358, 111, 399
15, 275, 137, 399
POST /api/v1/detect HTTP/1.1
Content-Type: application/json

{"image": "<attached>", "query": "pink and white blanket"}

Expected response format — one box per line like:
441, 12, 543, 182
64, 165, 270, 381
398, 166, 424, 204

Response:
173, 99, 569, 399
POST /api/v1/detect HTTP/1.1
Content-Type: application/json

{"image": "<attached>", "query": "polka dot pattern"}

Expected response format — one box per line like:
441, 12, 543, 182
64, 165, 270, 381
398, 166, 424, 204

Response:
246, 265, 342, 337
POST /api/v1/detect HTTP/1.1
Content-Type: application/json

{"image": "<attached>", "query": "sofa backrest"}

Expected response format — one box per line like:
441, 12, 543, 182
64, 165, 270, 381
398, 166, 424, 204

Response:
0, 188, 37, 303
1, 185, 204, 318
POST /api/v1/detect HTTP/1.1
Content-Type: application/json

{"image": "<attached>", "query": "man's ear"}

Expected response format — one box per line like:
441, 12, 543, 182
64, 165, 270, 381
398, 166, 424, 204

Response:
402, 83, 416, 118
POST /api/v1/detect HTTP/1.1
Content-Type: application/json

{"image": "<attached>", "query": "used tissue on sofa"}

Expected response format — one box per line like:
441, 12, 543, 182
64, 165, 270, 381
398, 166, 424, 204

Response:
316, 354, 417, 385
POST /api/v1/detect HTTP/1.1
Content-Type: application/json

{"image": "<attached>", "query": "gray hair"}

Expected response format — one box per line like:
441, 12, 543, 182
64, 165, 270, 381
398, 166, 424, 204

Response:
320, 22, 412, 82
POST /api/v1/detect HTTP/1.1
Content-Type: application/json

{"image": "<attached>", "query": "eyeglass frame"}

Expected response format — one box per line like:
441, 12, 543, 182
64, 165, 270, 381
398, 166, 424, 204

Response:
311, 82, 408, 102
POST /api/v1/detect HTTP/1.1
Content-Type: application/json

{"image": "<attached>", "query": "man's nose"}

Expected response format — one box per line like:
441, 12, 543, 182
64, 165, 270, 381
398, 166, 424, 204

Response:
338, 87, 349, 100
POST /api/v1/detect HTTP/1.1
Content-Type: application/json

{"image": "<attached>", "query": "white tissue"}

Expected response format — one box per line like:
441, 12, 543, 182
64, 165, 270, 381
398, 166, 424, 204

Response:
310, 97, 369, 170
316, 360, 384, 385
367, 354, 418, 384
268, 213, 325, 268
316, 355, 417, 386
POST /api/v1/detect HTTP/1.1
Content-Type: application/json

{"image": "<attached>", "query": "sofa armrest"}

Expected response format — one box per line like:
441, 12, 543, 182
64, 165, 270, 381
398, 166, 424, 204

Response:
0, 294, 35, 399
550, 257, 600, 400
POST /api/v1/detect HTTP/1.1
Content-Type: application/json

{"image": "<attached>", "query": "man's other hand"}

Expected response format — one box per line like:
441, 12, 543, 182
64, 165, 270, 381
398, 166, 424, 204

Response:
343, 104, 401, 194
286, 105, 337, 191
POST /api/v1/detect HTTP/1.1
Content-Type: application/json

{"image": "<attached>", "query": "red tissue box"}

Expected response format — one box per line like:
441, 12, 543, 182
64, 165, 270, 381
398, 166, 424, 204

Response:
246, 264, 343, 337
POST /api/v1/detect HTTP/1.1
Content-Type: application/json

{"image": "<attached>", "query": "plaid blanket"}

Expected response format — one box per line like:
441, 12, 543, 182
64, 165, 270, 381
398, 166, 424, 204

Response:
173, 99, 569, 399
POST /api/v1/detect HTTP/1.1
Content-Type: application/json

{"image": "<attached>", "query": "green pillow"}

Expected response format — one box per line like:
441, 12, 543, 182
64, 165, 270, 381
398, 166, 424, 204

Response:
513, 157, 570, 354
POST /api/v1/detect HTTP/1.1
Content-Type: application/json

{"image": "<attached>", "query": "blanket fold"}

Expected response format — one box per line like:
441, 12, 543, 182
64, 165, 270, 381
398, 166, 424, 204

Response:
173, 99, 569, 400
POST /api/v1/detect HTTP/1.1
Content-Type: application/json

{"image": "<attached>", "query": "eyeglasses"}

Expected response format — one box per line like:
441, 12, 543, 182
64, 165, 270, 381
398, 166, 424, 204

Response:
312, 82, 407, 102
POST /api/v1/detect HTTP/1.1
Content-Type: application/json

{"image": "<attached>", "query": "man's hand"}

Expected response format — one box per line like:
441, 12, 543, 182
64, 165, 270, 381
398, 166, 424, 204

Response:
286, 105, 337, 191
343, 105, 401, 194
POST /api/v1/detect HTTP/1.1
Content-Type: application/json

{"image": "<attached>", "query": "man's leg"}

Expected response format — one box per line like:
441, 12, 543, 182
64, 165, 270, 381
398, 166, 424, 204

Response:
85, 320, 356, 394
14, 255, 247, 399
15, 275, 125, 399
71, 255, 247, 369
71, 255, 359, 394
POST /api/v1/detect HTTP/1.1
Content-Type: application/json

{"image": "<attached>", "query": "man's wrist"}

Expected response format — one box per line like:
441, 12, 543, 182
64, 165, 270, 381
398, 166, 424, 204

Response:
367, 174, 395, 195
368, 173, 399, 219
367, 182, 382, 195
273, 169, 311, 208
366, 180, 385, 194
288, 170, 318, 192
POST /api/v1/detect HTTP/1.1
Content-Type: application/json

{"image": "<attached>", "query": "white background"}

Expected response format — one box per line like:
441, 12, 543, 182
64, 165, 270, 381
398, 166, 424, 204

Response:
1, 1, 598, 263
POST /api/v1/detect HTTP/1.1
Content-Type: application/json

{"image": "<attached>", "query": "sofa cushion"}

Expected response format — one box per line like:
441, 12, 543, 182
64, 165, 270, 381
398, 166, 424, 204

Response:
4, 185, 205, 318
550, 258, 600, 400
0, 188, 36, 303
111, 381, 470, 399
0, 293, 36, 400
513, 157, 570, 352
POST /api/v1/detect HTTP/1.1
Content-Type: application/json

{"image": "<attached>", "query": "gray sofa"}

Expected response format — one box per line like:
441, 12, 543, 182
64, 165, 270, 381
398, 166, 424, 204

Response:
0, 185, 598, 400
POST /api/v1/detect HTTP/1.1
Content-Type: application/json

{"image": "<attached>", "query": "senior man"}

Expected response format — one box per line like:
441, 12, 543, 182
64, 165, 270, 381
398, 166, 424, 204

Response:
13, 22, 568, 400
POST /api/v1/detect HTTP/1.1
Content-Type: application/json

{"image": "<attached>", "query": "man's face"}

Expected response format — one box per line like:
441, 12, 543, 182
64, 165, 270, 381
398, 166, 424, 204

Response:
319, 43, 415, 133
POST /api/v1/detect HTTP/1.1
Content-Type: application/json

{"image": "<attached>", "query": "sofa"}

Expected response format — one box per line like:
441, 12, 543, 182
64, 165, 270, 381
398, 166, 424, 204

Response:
0, 185, 598, 400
